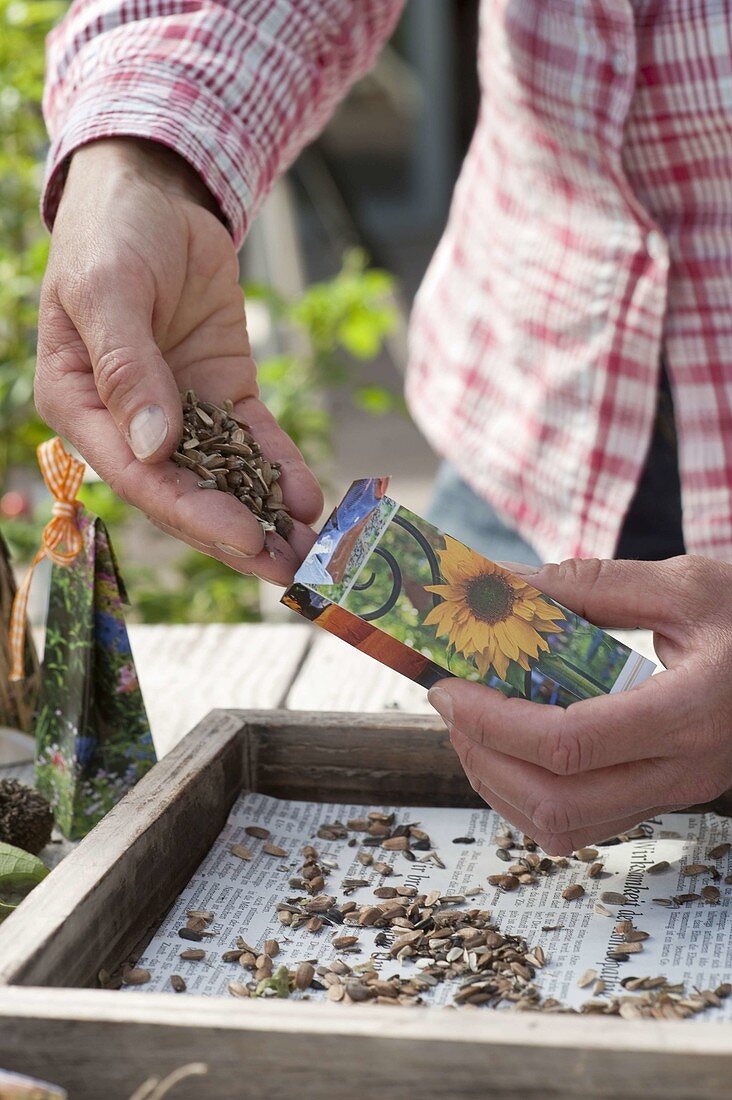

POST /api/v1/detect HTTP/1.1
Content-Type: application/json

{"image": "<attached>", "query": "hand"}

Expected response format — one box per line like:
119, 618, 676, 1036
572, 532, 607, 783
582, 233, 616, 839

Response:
35, 138, 323, 584
428, 556, 732, 854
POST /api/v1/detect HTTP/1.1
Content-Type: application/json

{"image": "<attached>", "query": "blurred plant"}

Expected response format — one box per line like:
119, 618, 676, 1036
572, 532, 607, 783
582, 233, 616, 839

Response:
249, 247, 399, 465
0, 0, 65, 480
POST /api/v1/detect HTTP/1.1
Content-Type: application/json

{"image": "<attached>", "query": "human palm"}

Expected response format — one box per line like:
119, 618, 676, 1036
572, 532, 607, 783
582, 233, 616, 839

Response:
35, 139, 322, 582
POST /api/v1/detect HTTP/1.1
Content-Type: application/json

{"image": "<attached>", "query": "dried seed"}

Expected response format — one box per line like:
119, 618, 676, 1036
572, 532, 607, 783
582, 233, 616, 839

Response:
593, 903, 613, 917
587, 862, 604, 878
332, 935, 359, 950
702, 885, 721, 905
373, 887, 398, 899
647, 861, 670, 875
263, 842, 288, 858
600, 892, 630, 906
231, 844, 253, 861
180, 949, 205, 961
178, 928, 203, 942
574, 848, 598, 862
264, 939, 280, 957
122, 968, 151, 986
682, 864, 710, 877
295, 962, 315, 991
562, 884, 585, 901
452, 836, 476, 844
170, 974, 186, 993
578, 969, 598, 988
245, 826, 270, 839
228, 981, 251, 998
708, 842, 731, 860
382, 836, 409, 851
222, 949, 244, 963
186, 909, 214, 923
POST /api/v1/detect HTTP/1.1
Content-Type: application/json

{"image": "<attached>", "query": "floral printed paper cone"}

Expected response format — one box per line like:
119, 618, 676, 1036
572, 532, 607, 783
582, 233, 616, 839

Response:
34, 511, 156, 840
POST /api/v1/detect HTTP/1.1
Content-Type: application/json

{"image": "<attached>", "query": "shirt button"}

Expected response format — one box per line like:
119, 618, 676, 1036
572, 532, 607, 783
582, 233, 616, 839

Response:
646, 230, 666, 261
612, 50, 630, 75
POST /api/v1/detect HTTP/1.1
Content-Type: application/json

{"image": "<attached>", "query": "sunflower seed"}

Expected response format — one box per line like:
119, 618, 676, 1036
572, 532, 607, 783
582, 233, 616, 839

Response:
231, 844, 253, 861
170, 974, 186, 993
647, 861, 670, 875
600, 892, 630, 905
263, 842, 288, 858
173, 391, 293, 538
245, 826, 270, 839
562, 884, 585, 901
708, 842, 731, 860
295, 962, 315, 990
682, 864, 710, 877
574, 848, 598, 862
228, 981, 251, 998
578, 969, 598, 988
180, 949, 206, 961
122, 968, 151, 986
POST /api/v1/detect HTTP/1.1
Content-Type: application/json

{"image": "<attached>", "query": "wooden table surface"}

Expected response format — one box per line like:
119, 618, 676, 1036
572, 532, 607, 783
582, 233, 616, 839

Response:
127, 622, 658, 758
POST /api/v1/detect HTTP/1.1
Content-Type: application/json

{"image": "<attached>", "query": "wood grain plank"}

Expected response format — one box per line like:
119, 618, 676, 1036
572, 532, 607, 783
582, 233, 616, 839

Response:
244, 709, 478, 807
286, 632, 432, 713
0, 987, 731, 1100
287, 630, 658, 714
128, 624, 311, 755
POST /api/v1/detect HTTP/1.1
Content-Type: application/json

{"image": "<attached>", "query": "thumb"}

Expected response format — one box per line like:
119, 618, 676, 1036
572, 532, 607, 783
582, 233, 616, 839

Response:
502, 557, 680, 631
71, 280, 182, 462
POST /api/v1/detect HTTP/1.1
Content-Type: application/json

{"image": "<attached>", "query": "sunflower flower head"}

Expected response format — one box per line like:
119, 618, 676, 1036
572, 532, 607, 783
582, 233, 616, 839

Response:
423, 538, 565, 681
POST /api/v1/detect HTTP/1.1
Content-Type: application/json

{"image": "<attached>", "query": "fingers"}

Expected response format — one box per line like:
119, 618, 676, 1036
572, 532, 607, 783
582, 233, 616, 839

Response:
428, 671, 693, 774
448, 726, 683, 851
75, 282, 183, 463
460, 768, 667, 855
149, 514, 316, 586
509, 558, 680, 631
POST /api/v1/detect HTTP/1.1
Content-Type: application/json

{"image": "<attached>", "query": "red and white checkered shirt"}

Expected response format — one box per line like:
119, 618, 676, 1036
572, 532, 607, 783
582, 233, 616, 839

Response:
43, 1, 732, 561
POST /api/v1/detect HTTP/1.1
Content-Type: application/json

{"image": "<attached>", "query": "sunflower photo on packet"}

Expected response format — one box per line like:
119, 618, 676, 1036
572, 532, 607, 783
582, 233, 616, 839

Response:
283, 478, 656, 705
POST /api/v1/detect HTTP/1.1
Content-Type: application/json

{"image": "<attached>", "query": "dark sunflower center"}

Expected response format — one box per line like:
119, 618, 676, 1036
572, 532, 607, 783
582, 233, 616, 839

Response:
465, 573, 515, 624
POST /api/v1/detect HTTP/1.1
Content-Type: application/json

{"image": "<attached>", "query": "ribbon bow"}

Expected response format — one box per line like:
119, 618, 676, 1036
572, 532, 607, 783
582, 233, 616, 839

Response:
9, 437, 85, 682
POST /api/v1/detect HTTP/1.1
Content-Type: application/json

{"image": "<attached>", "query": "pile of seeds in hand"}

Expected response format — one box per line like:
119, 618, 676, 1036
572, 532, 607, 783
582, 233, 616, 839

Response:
172, 390, 293, 539
107, 811, 732, 1019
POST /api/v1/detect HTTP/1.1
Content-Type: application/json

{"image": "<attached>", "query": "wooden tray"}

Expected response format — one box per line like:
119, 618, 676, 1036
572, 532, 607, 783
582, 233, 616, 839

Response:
0, 709, 730, 1100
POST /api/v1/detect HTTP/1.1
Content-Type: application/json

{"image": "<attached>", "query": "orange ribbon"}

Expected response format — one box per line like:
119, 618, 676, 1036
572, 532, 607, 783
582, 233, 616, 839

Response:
9, 438, 85, 682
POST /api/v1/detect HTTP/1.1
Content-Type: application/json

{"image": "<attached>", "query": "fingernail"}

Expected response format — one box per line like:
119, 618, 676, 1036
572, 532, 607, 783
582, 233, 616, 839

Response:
428, 686, 454, 727
215, 542, 256, 559
129, 405, 168, 460
497, 560, 540, 576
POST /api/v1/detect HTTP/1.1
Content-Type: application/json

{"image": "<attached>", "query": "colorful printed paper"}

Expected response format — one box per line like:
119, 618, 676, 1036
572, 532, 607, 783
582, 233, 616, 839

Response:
34, 511, 156, 840
283, 478, 656, 703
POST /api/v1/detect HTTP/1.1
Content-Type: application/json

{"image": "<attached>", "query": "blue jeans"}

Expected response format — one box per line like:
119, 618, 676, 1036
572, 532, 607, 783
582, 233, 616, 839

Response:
427, 463, 543, 566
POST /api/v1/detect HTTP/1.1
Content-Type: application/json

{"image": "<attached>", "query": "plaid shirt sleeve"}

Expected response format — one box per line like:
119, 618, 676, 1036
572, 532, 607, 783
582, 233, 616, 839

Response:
42, 0, 404, 246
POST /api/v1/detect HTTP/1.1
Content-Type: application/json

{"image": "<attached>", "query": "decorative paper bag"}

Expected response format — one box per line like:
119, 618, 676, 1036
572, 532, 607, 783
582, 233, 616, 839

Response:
34, 510, 156, 839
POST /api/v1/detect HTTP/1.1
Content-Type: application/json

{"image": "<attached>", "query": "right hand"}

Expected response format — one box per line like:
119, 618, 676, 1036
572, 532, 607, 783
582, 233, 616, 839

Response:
35, 137, 324, 584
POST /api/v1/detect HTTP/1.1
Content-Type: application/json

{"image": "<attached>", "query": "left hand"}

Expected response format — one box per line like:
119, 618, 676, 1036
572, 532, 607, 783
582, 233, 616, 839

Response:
428, 556, 732, 854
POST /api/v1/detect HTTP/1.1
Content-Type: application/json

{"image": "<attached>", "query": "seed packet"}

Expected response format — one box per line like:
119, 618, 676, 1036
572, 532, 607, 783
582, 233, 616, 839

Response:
34, 511, 156, 839
283, 478, 656, 704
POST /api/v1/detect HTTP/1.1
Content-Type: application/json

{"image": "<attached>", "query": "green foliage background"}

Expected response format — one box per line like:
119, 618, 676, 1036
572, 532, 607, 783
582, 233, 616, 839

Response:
0, 0, 399, 623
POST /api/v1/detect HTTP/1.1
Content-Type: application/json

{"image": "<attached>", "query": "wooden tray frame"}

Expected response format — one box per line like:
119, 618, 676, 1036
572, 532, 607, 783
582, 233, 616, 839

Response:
0, 709, 730, 1100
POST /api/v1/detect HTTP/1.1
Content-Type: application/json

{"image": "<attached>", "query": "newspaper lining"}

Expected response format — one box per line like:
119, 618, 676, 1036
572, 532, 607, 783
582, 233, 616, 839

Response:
131, 788, 732, 1017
